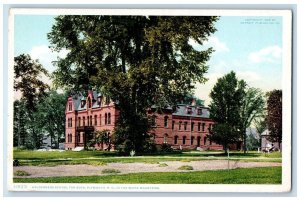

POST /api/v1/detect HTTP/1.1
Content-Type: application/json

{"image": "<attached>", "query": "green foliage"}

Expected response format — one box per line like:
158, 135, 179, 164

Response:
88, 129, 112, 151
239, 87, 265, 153
209, 71, 246, 153
14, 170, 31, 176
48, 16, 219, 153
246, 132, 260, 151
209, 71, 265, 153
266, 90, 282, 148
160, 143, 173, 153
14, 54, 49, 112
35, 90, 67, 149
101, 168, 121, 174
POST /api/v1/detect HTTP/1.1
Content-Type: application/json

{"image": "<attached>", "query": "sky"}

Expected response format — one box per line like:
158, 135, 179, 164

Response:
14, 15, 283, 106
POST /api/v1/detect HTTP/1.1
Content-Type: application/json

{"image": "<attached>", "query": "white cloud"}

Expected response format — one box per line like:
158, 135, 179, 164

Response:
29, 45, 69, 73
236, 71, 261, 82
189, 36, 229, 53
248, 45, 282, 63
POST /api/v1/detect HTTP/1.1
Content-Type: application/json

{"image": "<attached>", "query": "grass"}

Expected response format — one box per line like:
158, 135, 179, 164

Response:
13, 167, 281, 184
14, 170, 31, 176
101, 168, 121, 174
178, 165, 193, 170
13, 150, 282, 167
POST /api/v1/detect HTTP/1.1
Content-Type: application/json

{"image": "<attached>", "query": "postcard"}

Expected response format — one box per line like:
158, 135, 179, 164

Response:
7, 8, 292, 192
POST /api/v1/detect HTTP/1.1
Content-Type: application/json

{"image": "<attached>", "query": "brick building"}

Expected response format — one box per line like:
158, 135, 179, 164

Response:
65, 90, 227, 151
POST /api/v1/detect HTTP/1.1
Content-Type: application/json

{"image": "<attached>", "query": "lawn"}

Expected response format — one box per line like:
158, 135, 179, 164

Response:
13, 150, 282, 166
14, 166, 282, 184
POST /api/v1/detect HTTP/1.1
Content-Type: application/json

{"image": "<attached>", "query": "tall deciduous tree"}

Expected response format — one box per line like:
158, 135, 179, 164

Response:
239, 87, 265, 153
14, 54, 49, 111
14, 54, 50, 149
208, 71, 246, 154
266, 89, 282, 150
35, 90, 67, 148
48, 16, 218, 153
254, 113, 267, 148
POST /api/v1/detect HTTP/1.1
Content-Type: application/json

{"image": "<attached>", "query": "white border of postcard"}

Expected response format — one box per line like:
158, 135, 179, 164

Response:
7, 8, 292, 192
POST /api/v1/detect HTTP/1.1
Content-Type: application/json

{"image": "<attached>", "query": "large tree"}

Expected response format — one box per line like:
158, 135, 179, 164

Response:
48, 15, 218, 153
35, 90, 67, 148
239, 87, 265, 153
266, 89, 282, 150
14, 54, 50, 149
208, 71, 246, 153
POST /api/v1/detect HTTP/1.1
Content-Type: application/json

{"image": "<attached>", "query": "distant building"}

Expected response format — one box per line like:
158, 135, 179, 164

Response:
65, 90, 239, 151
261, 129, 281, 151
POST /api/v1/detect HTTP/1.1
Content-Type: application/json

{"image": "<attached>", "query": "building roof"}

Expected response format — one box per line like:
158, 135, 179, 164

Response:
172, 104, 210, 118
70, 91, 211, 118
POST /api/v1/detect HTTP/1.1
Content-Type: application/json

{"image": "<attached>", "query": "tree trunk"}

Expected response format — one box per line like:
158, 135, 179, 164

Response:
243, 132, 247, 154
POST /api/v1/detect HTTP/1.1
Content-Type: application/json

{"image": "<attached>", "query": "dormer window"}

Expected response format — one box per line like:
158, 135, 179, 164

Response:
187, 107, 192, 114
105, 97, 110, 105
97, 97, 101, 105
68, 102, 72, 111
197, 108, 203, 115
81, 100, 86, 108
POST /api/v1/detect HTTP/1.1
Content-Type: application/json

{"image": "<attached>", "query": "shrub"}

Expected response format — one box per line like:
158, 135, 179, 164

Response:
178, 165, 193, 170
101, 168, 121, 174
158, 163, 168, 167
160, 143, 173, 153
14, 170, 31, 176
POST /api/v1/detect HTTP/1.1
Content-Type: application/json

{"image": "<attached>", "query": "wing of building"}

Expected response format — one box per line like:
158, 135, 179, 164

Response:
65, 90, 240, 151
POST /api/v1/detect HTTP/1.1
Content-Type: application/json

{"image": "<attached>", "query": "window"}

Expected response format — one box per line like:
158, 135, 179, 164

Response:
210, 139, 212, 145
191, 122, 194, 131
204, 137, 207, 145
151, 115, 156, 127
83, 117, 85, 126
94, 115, 97, 125
108, 113, 111, 124
105, 97, 110, 105
100, 114, 102, 125
191, 136, 194, 145
163, 134, 168, 144
81, 100, 85, 108
197, 109, 202, 115
172, 121, 175, 130
105, 113, 107, 125
78, 117, 81, 127
68, 102, 72, 111
87, 116, 90, 126
198, 122, 201, 131
77, 133, 80, 143
90, 115, 92, 126
183, 136, 186, 145
209, 123, 212, 132
179, 121, 182, 130
197, 136, 201, 146
184, 122, 187, 130
202, 123, 205, 131
187, 107, 192, 114
174, 136, 178, 144
68, 134, 72, 143
70, 118, 72, 127
164, 116, 168, 128
97, 97, 101, 105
